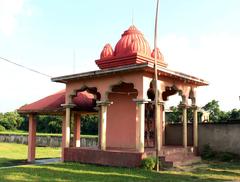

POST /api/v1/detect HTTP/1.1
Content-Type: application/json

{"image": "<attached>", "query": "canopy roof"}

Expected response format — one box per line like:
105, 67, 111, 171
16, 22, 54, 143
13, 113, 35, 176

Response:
52, 63, 208, 86
18, 90, 95, 115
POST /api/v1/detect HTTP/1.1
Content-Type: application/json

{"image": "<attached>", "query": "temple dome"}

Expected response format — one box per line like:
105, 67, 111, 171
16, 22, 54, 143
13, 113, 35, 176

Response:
96, 25, 168, 69
151, 48, 164, 62
100, 44, 113, 59
114, 25, 151, 57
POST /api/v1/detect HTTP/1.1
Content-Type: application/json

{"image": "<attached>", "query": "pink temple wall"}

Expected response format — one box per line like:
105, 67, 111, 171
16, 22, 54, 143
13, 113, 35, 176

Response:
106, 93, 137, 149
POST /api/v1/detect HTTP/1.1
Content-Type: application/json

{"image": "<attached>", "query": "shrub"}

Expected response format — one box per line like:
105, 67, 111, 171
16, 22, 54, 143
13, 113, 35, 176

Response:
216, 152, 238, 162
201, 145, 239, 162
201, 144, 215, 159
141, 157, 156, 170
0, 125, 5, 131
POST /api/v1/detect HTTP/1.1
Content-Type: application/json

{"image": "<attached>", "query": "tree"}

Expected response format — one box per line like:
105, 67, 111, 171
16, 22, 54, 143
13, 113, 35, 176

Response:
80, 115, 98, 135
202, 100, 229, 122
0, 111, 24, 130
228, 109, 240, 121
165, 106, 196, 123
18, 114, 98, 134
166, 106, 181, 123
36, 115, 62, 133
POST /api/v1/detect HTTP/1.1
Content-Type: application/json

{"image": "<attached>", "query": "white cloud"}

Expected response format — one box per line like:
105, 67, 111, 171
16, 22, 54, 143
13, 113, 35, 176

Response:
0, 0, 25, 36
161, 33, 240, 111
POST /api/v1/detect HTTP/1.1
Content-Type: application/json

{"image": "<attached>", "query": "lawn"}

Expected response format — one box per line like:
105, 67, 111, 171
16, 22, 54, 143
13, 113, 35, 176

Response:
0, 143, 240, 182
0, 142, 60, 167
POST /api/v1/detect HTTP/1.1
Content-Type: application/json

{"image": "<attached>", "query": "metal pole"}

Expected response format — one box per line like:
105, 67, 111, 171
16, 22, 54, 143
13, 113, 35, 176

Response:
154, 0, 160, 171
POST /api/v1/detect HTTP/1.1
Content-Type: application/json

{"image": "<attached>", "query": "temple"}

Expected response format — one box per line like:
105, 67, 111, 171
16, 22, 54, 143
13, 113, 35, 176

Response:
18, 25, 208, 167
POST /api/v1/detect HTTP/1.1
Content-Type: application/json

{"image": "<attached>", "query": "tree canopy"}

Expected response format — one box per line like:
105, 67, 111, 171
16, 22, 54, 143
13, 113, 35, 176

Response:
166, 99, 240, 123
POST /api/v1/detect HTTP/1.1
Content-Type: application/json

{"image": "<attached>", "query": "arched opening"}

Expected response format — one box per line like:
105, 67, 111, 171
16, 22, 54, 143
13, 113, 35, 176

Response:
68, 86, 100, 148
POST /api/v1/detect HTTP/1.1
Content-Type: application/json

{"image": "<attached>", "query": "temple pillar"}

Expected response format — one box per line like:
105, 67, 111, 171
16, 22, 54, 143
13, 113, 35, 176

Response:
61, 103, 75, 161
97, 108, 101, 149
133, 99, 149, 153
160, 102, 166, 146
65, 107, 71, 147
97, 101, 112, 151
180, 104, 188, 148
61, 115, 66, 161
192, 105, 198, 148
156, 101, 163, 152
28, 114, 36, 162
73, 113, 81, 147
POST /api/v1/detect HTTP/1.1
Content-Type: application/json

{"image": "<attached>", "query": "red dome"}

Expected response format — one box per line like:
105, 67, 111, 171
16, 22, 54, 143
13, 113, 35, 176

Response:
100, 44, 113, 59
151, 48, 164, 62
114, 25, 151, 57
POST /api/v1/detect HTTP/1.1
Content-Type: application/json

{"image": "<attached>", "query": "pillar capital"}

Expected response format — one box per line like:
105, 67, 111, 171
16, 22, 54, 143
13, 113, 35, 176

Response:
133, 98, 151, 104
191, 105, 199, 110
96, 100, 113, 106
150, 100, 164, 106
178, 103, 190, 109
61, 103, 76, 108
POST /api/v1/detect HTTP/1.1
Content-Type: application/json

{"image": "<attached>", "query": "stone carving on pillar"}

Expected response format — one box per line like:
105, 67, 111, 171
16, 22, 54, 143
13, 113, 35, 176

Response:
96, 100, 113, 151
145, 102, 155, 148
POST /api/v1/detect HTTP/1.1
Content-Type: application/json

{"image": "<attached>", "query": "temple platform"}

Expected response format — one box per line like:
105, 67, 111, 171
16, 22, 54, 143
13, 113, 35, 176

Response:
64, 147, 144, 167
63, 146, 200, 168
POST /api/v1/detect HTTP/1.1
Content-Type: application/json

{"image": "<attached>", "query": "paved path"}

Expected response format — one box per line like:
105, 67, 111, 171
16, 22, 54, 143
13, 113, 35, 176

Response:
0, 158, 61, 169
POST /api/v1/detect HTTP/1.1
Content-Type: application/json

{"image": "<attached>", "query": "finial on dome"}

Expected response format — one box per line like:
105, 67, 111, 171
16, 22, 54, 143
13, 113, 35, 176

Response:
131, 8, 134, 26
151, 48, 164, 62
100, 44, 113, 59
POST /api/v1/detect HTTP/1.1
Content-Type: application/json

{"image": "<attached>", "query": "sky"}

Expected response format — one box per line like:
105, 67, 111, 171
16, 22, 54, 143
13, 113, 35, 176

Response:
0, 0, 240, 112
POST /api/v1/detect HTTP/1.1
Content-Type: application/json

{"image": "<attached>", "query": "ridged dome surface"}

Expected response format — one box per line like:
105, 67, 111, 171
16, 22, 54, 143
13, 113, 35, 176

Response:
151, 48, 164, 62
114, 25, 151, 57
100, 44, 113, 59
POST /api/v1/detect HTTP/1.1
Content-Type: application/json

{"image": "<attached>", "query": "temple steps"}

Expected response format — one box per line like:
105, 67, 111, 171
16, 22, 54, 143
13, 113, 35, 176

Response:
145, 146, 201, 168
159, 146, 201, 168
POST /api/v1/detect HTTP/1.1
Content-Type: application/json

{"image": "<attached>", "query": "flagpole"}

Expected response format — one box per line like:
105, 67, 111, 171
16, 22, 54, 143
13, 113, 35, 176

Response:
154, 0, 160, 171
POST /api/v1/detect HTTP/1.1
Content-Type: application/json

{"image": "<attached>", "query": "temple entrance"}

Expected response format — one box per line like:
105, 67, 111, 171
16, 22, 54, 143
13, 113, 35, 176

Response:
145, 103, 155, 148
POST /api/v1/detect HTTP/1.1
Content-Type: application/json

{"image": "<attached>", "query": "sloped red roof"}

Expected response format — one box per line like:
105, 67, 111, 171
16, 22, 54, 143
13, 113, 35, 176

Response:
18, 90, 95, 114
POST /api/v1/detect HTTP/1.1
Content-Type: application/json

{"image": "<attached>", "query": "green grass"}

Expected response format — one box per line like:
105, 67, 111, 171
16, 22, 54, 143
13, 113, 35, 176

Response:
0, 143, 60, 167
0, 130, 97, 138
0, 143, 240, 181
0, 162, 240, 182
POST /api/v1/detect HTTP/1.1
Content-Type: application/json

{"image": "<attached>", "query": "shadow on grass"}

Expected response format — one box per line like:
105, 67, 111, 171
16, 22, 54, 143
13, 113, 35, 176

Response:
0, 157, 58, 168
0, 162, 230, 182
0, 158, 28, 168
